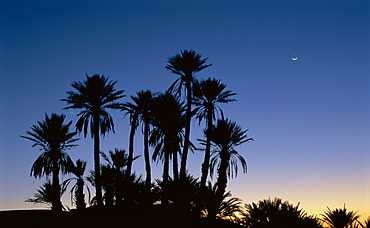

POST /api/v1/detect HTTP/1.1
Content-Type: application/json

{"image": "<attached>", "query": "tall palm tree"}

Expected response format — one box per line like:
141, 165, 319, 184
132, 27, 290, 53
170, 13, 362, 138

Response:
62, 74, 125, 206
193, 77, 236, 189
63, 159, 90, 210
150, 92, 187, 189
166, 50, 212, 179
322, 206, 361, 228
21, 113, 79, 211
206, 118, 252, 219
122, 90, 155, 187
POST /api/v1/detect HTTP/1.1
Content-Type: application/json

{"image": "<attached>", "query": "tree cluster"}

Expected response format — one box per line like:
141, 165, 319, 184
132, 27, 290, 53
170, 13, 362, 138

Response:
22, 50, 252, 219
22, 50, 369, 227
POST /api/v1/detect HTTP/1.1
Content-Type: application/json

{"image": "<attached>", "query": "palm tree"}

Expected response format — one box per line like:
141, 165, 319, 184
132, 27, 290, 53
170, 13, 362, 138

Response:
193, 77, 236, 189
63, 159, 90, 210
166, 50, 212, 179
21, 113, 79, 211
322, 206, 361, 228
200, 182, 242, 223
25, 181, 68, 211
62, 74, 125, 206
154, 174, 201, 216
100, 164, 116, 206
101, 148, 136, 205
206, 118, 252, 219
150, 92, 187, 201
242, 197, 322, 228
122, 90, 155, 187
215, 192, 243, 223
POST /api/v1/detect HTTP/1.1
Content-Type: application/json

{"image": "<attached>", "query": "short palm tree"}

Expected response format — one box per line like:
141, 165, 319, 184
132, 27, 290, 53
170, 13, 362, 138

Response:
155, 174, 201, 214
63, 159, 90, 210
193, 77, 236, 189
25, 181, 68, 211
101, 148, 136, 205
217, 192, 243, 223
166, 50, 212, 179
21, 113, 79, 211
206, 118, 252, 219
62, 74, 125, 206
200, 182, 242, 223
322, 206, 361, 228
122, 90, 155, 188
242, 197, 322, 228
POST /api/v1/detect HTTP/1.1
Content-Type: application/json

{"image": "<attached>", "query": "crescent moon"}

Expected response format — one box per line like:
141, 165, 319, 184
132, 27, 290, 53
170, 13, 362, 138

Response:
292, 57, 298, 61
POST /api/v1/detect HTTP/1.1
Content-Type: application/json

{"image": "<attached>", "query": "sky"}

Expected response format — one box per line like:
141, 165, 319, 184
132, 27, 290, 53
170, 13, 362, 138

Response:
1, 0, 369, 220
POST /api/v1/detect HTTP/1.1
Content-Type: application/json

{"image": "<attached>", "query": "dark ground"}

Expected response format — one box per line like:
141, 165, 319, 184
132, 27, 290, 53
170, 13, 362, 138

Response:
0, 205, 243, 228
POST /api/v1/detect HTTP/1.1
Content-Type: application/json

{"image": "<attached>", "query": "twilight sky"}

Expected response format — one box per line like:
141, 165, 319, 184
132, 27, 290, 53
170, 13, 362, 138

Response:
1, 0, 369, 219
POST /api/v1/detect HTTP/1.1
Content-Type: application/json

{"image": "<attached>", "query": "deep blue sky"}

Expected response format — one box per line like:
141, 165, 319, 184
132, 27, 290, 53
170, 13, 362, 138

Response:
1, 0, 369, 217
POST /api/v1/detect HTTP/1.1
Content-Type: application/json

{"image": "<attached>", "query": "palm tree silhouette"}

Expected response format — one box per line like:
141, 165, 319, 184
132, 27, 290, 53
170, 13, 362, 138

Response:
100, 164, 116, 206
242, 197, 322, 228
100, 148, 135, 205
63, 159, 90, 210
200, 181, 242, 223
122, 90, 156, 188
62, 74, 125, 206
25, 181, 68, 211
154, 174, 201, 216
150, 92, 187, 204
166, 50, 212, 179
21, 113, 79, 211
193, 77, 236, 189
206, 118, 252, 219
322, 205, 361, 228
215, 191, 243, 223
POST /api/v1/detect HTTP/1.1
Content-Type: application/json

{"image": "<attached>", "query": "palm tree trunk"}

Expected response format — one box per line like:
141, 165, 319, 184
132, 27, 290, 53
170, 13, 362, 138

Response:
163, 146, 170, 184
209, 151, 230, 219
173, 151, 179, 181
201, 108, 213, 189
52, 159, 62, 212
76, 178, 86, 209
162, 145, 170, 206
93, 115, 103, 206
180, 78, 192, 179
115, 171, 124, 205
127, 114, 138, 178
143, 121, 151, 188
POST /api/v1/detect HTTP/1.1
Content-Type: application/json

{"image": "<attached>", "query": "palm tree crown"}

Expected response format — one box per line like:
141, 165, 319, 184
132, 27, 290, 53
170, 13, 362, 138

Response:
242, 198, 322, 228
62, 74, 125, 137
208, 119, 252, 179
22, 113, 78, 177
322, 206, 361, 228
166, 50, 212, 95
193, 78, 236, 123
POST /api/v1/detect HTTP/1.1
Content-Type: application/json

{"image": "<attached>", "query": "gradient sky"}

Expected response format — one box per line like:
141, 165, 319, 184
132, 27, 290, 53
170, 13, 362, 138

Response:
1, 0, 369, 220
